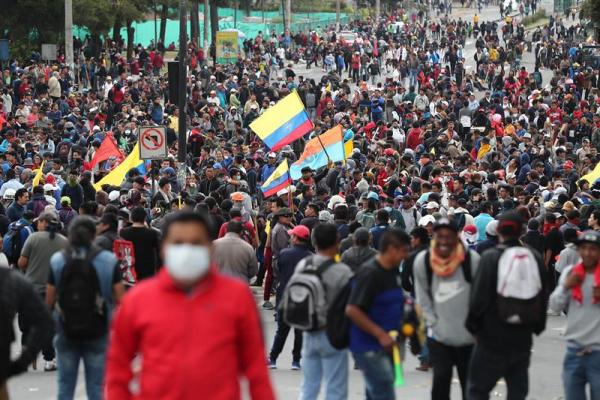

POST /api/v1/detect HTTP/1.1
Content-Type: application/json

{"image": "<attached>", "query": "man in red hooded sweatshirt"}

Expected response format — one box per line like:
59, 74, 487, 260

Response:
105, 211, 275, 400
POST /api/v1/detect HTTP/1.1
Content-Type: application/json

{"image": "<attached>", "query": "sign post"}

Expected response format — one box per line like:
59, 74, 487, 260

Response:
138, 126, 168, 160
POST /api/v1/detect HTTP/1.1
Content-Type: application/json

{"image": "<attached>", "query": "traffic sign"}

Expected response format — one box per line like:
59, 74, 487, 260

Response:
138, 126, 168, 160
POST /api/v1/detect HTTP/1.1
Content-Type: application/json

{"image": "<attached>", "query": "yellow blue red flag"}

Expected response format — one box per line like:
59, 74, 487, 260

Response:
261, 159, 292, 197
250, 91, 313, 151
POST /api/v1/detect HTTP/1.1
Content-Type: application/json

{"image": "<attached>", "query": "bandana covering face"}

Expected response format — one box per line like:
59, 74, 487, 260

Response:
429, 241, 465, 277
571, 262, 600, 305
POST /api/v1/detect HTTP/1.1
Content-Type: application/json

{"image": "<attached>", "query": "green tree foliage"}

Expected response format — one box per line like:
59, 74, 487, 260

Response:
0, 0, 64, 58
581, 0, 600, 25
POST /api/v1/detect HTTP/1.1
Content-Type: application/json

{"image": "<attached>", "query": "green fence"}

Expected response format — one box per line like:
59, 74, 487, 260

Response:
75, 7, 351, 48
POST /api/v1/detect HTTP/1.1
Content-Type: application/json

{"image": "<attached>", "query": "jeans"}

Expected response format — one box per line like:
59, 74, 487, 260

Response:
54, 333, 107, 400
299, 330, 348, 400
428, 338, 472, 400
270, 311, 302, 363
563, 347, 600, 400
353, 350, 395, 400
467, 344, 530, 400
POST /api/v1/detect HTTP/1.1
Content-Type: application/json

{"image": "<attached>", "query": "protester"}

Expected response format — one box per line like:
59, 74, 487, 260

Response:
294, 223, 352, 400
105, 211, 275, 399
346, 228, 411, 400
268, 224, 313, 370
550, 230, 600, 400
414, 218, 480, 400
46, 216, 125, 400
213, 220, 259, 281
17, 210, 68, 371
466, 211, 547, 400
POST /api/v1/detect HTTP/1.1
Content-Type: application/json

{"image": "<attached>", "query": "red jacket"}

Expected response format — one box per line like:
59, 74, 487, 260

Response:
105, 268, 275, 400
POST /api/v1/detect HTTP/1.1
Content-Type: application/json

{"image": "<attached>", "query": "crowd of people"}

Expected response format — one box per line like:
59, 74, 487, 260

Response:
1, 1, 600, 399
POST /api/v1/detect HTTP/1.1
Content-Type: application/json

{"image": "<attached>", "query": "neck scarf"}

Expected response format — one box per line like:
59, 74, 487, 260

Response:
429, 241, 465, 277
571, 262, 600, 305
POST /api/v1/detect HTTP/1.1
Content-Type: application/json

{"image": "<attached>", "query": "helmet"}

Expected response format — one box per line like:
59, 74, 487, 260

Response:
3, 188, 16, 200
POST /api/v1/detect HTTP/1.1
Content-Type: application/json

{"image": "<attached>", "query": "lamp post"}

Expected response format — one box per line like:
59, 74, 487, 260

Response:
178, 0, 187, 163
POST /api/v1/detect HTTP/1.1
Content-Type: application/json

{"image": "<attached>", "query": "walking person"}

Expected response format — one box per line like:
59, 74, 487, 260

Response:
466, 211, 547, 400
346, 229, 411, 400
268, 225, 313, 370
18, 211, 68, 371
106, 212, 275, 399
292, 223, 353, 400
550, 230, 600, 400
414, 218, 480, 400
1, 266, 54, 400
46, 216, 125, 400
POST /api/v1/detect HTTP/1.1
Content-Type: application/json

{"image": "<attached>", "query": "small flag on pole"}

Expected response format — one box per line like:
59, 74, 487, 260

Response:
261, 159, 292, 198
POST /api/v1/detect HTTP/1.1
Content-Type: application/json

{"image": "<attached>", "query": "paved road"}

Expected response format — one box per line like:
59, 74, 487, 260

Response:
4, 301, 570, 400
6, 2, 577, 399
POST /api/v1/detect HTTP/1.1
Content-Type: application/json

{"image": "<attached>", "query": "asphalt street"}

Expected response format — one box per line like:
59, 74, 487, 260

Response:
6, 1, 576, 399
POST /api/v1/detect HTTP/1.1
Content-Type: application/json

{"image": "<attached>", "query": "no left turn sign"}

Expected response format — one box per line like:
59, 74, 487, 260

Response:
138, 126, 168, 160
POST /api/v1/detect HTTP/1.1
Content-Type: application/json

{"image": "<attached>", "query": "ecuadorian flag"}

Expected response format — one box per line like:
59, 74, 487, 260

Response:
290, 125, 345, 180
261, 159, 292, 197
250, 91, 313, 151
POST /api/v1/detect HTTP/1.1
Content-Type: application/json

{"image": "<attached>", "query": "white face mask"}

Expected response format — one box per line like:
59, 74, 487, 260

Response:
165, 244, 210, 282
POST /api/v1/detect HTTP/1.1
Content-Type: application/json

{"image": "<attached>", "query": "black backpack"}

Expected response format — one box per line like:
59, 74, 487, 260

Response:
58, 246, 107, 341
326, 278, 353, 350
3, 222, 26, 264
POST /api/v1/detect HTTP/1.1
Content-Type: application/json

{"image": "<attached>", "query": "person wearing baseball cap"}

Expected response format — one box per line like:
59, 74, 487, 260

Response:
466, 210, 546, 400
267, 224, 313, 370
414, 217, 480, 400
550, 229, 600, 399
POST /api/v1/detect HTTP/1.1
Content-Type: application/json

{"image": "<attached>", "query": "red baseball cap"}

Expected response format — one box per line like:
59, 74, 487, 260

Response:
287, 225, 310, 240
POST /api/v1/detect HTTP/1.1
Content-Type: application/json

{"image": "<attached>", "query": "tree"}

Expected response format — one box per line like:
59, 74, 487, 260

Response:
581, 0, 600, 26
0, 0, 63, 59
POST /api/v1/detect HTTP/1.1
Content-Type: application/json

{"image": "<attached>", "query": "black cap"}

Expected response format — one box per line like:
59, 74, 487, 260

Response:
497, 210, 525, 237
577, 230, 600, 247
433, 218, 458, 233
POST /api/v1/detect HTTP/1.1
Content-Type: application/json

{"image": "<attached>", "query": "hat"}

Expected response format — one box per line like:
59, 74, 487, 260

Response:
287, 225, 310, 240
35, 210, 58, 223
426, 201, 440, 210
274, 207, 293, 217
577, 230, 600, 247
276, 185, 296, 197
60, 196, 71, 205
231, 192, 245, 202
367, 191, 380, 202
328, 195, 346, 210
564, 160, 574, 170
497, 211, 525, 237
418, 215, 436, 227
318, 210, 334, 223
522, 132, 532, 139
162, 167, 176, 175
433, 218, 458, 232
23, 157, 34, 166
108, 190, 121, 202
268, 152, 277, 158
485, 220, 499, 237
2, 188, 15, 200
43, 183, 57, 192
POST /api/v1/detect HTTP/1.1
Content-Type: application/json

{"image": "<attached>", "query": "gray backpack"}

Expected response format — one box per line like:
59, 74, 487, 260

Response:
281, 256, 334, 331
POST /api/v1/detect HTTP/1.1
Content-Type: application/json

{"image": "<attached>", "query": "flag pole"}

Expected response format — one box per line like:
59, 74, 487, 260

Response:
315, 129, 331, 163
